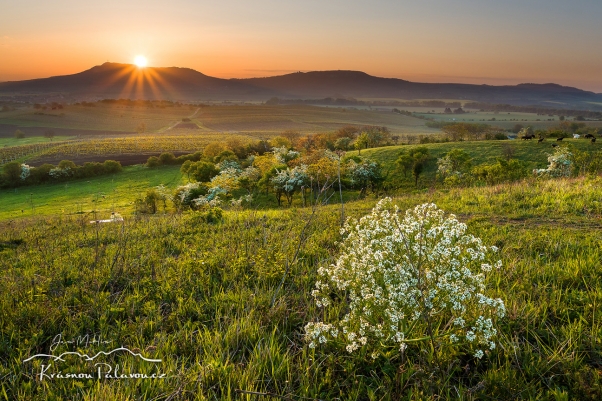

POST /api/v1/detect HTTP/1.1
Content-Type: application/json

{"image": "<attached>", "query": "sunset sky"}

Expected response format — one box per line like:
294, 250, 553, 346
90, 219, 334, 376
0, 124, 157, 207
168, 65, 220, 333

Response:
1, 0, 601, 91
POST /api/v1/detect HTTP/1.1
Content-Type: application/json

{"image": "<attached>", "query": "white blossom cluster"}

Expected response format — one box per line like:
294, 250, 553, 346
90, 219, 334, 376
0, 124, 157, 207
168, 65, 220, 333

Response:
436, 155, 455, 178
193, 187, 225, 208
48, 166, 72, 178
305, 199, 505, 359
271, 165, 309, 193
210, 166, 260, 192
176, 182, 203, 205
20, 164, 31, 180
346, 159, 380, 186
272, 146, 300, 164
534, 147, 573, 178
230, 194, 254, 208
216, 159, 242, 172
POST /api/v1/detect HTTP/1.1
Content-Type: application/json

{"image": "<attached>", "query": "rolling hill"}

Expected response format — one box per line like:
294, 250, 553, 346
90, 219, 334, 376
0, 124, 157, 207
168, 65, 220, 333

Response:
1, 62, 601, 108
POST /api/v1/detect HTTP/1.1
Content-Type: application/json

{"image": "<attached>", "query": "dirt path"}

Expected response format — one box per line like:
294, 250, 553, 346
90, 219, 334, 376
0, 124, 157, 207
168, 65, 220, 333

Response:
157, 108, 200, 133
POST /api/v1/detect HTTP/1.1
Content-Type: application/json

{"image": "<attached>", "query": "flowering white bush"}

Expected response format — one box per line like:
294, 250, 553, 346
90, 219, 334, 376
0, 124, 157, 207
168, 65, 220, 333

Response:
230, 194, 254, 208
216, 159, 241, 172
48, 166, 72, 178
271, 165, 308, 193
436, 155, 454, 178
174, 182, 202, 205
305, 199, 505, 359
20, 164, 31, 180
534, 147, 573, 178
272, 146, 300, 164
193, 186, 225, 208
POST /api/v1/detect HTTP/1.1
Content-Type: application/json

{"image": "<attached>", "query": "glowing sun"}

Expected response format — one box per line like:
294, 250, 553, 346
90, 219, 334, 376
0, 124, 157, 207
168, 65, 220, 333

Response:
134, 55, 147, 67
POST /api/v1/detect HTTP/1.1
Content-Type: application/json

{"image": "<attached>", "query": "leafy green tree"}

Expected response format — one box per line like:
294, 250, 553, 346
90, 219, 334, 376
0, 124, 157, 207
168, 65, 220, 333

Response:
354, 133, 369, 155
346, 158, 383, 197
14, 130, 25, 139
409, 147, 429, 186
214, 150, 238, 164
159, 152, 177, 165
437, 148, 472, 184
180, 160, 193, 181
334, 137, 353, 151
103, 160, 122, 174
395, 147, 429, 186
146, 156, 160, 168
396, 151, 414, 178
44, 130, 55, 141
2, 161, 22, 185
58, 160, 77, 170
190, 161, 219, 182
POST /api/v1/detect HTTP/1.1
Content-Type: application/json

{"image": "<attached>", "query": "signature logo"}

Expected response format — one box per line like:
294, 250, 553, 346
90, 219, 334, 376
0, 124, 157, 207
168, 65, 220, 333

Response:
22, 334, 168, 381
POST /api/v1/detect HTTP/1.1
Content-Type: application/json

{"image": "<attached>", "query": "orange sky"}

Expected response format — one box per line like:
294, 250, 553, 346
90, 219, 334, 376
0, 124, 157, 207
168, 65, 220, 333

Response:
1, 0, 601, 91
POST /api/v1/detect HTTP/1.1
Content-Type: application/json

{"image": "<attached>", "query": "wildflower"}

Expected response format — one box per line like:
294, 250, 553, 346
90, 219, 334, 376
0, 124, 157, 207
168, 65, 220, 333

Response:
304, 199, 505, 359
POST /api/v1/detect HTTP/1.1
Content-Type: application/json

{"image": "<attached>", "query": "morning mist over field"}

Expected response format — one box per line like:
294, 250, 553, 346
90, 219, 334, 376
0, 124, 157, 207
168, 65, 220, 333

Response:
1, 0, 602, 91
3, 1, 602, 400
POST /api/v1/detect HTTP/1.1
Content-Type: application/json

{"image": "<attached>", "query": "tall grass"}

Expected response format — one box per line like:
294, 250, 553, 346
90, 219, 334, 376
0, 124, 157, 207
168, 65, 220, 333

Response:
1, 177, 601, 399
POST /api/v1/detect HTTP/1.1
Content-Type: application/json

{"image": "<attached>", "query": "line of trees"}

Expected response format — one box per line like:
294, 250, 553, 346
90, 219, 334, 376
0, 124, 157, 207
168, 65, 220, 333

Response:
1, 159, 122, 188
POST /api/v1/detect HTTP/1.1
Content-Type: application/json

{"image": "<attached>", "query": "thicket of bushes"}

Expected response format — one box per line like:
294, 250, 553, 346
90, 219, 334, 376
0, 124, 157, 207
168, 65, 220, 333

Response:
0, 159, 122, 188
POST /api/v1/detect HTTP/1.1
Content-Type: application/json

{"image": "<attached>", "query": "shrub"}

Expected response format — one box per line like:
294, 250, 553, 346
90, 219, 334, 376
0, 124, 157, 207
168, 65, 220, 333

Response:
190, 207, 223, 224
305, 200, 505, 360
203, 142, 226, 159
471, 158, 528, 185
214, 150, 238, 164
173, 182, 209, 210
57, 160, 76, 170
2, 161, 22, 185
534, 146, 573, 178
146, 156, 160, 168
80, 162, 104, 177
29, 164, 54, 184
159, 152, 177, 165
103, 160, 123, 174
190, 161, 219, 182
135, 188, 166, 214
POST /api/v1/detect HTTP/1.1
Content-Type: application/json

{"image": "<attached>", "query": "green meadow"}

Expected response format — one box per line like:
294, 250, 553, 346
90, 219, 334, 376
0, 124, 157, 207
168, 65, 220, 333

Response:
1, 176, 602, 399
0, 165, 183, 220
2, 125, 602, 399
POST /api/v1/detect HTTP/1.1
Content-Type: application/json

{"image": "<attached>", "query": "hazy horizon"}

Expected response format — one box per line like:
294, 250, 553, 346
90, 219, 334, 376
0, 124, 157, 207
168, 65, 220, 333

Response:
2, 0, 601, 91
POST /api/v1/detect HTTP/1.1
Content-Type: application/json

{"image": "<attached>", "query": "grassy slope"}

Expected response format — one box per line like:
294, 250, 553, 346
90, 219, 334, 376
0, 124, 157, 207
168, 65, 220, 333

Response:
1, 138, 598, 220
0, 165, 184, 220
362, 138, 599, 187
1, 178, 601, 399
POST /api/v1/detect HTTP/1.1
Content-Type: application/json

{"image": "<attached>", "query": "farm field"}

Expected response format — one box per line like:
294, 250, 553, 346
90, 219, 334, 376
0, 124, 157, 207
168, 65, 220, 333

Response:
1, 176, 602, 399
0, 103, 440, 137
0, 136, 74, 147
412, 108, 602, 131
0, 104, 196, 133
24, 133, 258, 166
191, 104, 436, 134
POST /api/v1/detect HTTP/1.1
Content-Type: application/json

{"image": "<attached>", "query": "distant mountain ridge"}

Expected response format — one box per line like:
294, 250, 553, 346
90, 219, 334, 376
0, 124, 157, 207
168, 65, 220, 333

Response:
1, 62, 601, 109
